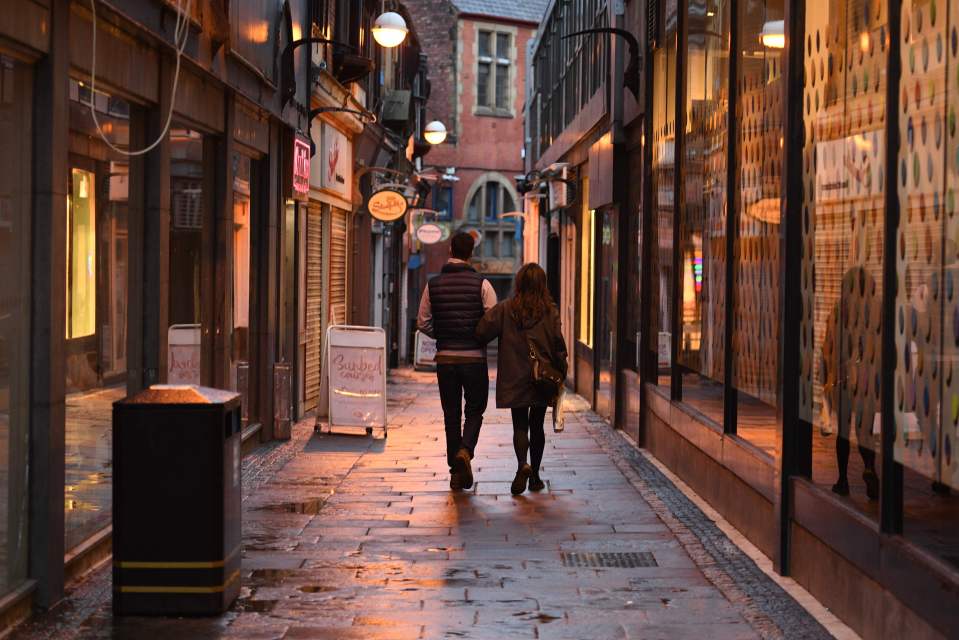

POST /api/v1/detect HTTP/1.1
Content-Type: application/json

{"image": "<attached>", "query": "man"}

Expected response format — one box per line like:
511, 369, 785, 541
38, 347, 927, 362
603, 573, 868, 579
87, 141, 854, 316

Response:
417, 232, 497, 491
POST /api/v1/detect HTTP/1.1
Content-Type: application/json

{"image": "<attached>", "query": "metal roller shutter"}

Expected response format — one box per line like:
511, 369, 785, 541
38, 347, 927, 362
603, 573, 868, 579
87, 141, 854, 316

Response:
329, 207, 348, 325
304, 205, 324, 411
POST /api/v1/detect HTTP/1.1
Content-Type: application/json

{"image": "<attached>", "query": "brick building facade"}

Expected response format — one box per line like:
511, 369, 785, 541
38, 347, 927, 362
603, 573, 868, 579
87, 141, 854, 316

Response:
403, 0, 549, 312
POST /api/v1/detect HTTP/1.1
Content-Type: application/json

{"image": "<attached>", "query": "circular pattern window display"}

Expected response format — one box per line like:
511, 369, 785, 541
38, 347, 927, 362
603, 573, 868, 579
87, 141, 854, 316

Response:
679, 29, 728, 382
651, 44, 677, 354
895, 0, 959, 488
799, 1, 886, 462
734, 29, 784, 407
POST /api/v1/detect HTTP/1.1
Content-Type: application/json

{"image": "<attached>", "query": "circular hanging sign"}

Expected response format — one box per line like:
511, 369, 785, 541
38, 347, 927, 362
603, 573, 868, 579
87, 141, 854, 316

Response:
368, 189, 409, 221
416, 223, 444, 245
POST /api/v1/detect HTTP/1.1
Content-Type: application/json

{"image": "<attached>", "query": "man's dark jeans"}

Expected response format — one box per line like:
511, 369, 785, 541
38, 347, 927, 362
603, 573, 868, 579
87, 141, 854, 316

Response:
436, 362, 489, 469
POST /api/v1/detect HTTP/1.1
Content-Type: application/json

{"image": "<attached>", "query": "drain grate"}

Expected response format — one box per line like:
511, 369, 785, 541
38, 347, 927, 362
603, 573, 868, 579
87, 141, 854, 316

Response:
561, 551, 657, 568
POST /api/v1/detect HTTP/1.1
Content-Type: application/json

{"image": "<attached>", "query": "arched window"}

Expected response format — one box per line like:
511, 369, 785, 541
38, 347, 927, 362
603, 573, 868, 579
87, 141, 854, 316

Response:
463, 174, 520, 259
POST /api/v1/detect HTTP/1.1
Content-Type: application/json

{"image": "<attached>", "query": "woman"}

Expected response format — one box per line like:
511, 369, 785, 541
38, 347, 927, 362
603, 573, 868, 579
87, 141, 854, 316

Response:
476, 263, 568, 495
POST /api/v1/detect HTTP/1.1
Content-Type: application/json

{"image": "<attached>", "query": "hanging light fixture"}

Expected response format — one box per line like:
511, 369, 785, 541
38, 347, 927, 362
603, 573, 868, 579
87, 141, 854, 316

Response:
424, 120, 448, 145
759, 20, 785, 49
373, 11, 408, 48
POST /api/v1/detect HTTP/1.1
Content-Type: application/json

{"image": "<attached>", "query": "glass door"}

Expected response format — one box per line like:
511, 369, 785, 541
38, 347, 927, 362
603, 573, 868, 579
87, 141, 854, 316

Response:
232, 153, 252, 425
0, 53, 31, 595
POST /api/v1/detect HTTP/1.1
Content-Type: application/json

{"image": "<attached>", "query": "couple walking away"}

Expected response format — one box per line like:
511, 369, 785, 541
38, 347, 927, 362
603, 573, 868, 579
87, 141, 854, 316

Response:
417, 232, 568, 495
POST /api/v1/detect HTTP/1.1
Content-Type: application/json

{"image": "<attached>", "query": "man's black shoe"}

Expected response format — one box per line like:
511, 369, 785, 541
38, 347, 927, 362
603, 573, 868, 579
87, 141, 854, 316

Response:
450, 471, 464, 491
454, 448, 473, 490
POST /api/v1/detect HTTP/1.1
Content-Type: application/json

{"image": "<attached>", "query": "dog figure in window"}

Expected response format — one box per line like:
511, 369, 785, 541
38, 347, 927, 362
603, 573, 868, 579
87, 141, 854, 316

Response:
820, 266, 881, 499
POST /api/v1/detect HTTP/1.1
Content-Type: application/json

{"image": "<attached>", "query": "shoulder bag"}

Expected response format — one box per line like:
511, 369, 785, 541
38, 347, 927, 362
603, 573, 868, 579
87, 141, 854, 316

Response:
525, 320, 565, 403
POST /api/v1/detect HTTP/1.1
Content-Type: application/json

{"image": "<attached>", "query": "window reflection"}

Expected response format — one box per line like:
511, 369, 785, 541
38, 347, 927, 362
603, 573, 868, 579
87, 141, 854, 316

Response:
801, 0, 886, 517
679, 0, 730, 422
733, 0, 785, 455
896, 0, 959, 569
651, 0, 678, 389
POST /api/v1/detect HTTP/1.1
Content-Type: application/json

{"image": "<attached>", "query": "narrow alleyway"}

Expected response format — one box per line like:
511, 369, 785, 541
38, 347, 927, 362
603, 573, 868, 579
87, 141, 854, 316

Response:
13, 370, 844, 640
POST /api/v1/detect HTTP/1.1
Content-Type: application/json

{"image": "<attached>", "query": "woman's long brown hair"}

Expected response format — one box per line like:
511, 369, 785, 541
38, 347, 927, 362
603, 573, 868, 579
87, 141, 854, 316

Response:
509, 263, 553, 327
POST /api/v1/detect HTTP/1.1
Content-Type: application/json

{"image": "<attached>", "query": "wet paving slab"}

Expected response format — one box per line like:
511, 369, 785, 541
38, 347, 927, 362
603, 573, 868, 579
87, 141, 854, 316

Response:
11, 368, 833, 639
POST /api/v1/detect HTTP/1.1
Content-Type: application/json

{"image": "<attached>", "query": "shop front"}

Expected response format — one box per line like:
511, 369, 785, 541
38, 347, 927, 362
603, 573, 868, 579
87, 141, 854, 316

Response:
0, 0, 305, 616
528, 0, 959, 633
302, 118, 355, 417
636, 0, 959, 636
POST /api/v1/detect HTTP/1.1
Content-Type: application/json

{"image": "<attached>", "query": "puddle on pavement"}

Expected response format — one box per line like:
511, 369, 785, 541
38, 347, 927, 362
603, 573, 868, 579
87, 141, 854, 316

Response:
234, 599, 278, 613
250, 569, 303, 585
296, 585, 339, 593
512, 611, 562, 623
254, 498, 324, 515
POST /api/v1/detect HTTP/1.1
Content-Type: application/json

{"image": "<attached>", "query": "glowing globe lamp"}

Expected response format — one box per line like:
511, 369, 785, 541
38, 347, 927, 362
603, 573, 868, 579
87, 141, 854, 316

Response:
373, 12, 408, 48
424, 120, 448, 145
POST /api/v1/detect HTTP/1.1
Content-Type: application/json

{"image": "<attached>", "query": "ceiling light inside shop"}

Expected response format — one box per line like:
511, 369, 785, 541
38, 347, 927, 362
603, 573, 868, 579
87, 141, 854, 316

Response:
760, 20, 785, 49
424, 120, 448, 145
373, 12, 408, 48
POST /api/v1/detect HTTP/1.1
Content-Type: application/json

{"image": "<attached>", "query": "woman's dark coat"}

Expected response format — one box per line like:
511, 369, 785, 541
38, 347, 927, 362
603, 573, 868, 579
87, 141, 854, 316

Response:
476, 301, 569, 409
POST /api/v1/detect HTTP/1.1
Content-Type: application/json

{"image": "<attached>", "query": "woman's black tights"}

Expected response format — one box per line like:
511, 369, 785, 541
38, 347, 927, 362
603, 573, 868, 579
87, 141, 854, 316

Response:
511, 407, 547, 474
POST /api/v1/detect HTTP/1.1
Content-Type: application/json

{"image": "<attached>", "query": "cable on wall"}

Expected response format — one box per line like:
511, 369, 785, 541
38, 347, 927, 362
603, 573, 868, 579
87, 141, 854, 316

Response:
88, 0, 192, 156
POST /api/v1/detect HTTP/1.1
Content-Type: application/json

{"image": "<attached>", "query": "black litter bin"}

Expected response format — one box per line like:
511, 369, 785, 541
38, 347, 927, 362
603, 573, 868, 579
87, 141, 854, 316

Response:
112, 385, 242, 616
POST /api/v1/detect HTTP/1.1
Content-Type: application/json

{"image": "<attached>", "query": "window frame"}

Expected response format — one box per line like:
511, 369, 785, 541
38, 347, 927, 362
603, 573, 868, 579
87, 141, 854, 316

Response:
463, 174, 521, 260
474, 25, 516, 117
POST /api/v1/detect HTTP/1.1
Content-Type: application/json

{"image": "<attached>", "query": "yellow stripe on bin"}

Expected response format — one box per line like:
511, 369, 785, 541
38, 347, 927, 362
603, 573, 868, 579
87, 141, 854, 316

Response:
118, 569, 240, 594
115, 546, 240, 570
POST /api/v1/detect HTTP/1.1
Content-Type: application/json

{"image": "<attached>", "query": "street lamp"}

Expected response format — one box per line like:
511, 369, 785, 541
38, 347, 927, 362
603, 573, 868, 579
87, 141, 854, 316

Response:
280, 3, 409, 105
372, 11, 408, 48
423, 120, 448, 145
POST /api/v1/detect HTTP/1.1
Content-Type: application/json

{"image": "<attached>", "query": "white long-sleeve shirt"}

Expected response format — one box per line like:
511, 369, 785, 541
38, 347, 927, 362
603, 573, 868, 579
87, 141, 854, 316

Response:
417, 259, 497, 362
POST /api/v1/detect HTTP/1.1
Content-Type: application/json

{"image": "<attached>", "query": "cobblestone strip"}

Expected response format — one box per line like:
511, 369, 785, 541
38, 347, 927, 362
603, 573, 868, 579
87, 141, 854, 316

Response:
241, 417, 317, 500
581, 413, 834, 640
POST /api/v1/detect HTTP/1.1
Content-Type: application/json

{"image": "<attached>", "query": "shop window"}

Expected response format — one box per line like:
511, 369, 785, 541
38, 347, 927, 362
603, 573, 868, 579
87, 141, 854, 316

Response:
0, 54, 31, 595
896, 0, 959, 568
732, 0, 784, 456
477, 29, 512, 113
678, 0, 730, 424
797, 0, 886, 519
650, 1, 678, 389
169, 128, 206, 328
65, 79, 133, 551
579, 180, 595, 347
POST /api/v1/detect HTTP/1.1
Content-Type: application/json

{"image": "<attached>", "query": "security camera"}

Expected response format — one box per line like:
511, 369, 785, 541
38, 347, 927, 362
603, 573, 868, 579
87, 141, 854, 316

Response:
515, 175, 532, 194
